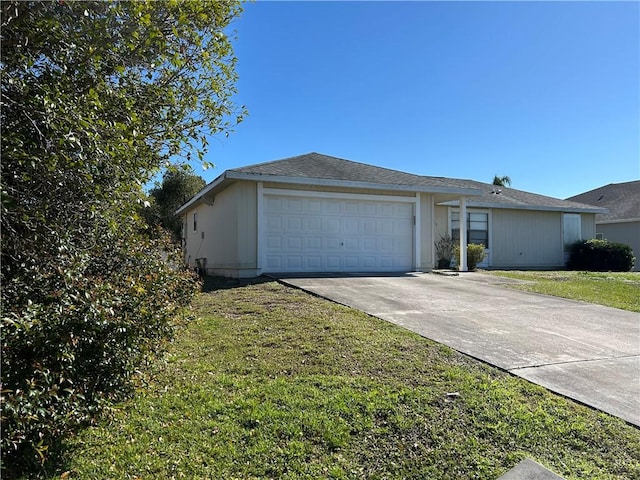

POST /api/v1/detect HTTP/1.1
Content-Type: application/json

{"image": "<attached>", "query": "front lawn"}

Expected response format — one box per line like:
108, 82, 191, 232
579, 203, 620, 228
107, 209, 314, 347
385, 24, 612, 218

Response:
55, 279, 639, 479
486, 271, 640, 312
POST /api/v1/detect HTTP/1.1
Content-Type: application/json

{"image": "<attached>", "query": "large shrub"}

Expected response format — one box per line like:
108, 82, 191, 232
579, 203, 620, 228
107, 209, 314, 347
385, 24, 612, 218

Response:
1, 234, 199, 477
1, 1, 243, 476
453, 244, 486, 271
567, 239, 635, 272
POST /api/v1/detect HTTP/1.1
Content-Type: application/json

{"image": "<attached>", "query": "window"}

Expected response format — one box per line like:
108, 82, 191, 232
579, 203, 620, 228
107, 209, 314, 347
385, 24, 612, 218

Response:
563, 213, 581, 250
193, 211, 198, 232
451, 211, 489, 247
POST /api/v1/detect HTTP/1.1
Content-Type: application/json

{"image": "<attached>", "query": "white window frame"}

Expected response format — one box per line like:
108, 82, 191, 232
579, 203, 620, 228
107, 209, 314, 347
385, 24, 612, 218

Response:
449, 208, 491, 248
449, 207, 491, 268
192, 211, 198, 233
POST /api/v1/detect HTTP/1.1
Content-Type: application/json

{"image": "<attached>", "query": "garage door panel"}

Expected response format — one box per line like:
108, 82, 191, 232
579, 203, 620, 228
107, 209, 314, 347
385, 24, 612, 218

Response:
308, 199, 323, 213
286, 217, 303, 231
362, 256, 377, 268
326, 237, 341, 249
362, 238, 376, 250
344, 238, 358, 250
343, 201, 359, 215
326, 218, 341, 233
286, 256, 303, 269
362, 203, 377, 216
264, 194, 413, 273
266, 235, 283, 249
306, 256, 323, 269
265, 255, 282, 270
307, 217, 323, 232
266, 215, 282, 231
306, 237, 322, 249
286, 198, 303, 212
287, 236, 302, 249
344, 256, 359, 268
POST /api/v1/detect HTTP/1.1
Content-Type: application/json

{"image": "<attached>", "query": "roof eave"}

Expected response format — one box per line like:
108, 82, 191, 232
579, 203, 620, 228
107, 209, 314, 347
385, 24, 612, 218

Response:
438, 200, 607, 214
596, 218, 640, 225
226, 171, 482, 196
175, 171, 228, 215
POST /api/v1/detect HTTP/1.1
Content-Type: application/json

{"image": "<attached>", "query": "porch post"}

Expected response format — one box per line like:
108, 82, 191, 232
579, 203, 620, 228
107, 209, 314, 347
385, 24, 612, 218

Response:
415, 192, 421, 271
459, 196, 468, 272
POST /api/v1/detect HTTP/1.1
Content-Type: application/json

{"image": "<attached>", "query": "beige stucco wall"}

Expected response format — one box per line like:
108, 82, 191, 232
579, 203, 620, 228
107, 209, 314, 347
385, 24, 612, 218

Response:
597, 221, 640, 271
418, 193, 434, 270
183, 180, 603, 275
491, 209, 564, 268
581, 213, 596, 241
183, 181, 258, 277
432, 206, 597, 269
433, 204, 450, 242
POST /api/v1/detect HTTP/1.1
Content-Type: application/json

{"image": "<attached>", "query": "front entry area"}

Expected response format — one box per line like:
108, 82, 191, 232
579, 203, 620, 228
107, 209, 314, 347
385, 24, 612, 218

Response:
262, 191, 414, 273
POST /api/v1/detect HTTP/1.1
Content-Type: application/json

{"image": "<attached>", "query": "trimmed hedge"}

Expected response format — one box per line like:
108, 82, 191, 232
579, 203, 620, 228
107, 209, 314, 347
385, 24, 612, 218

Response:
567, 239, 635, 272
453, 243, 486, 271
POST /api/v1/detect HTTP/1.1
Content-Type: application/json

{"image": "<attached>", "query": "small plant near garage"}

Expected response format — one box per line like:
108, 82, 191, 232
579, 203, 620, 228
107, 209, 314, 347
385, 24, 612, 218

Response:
453, 243, 486, 271
567, 239, 635, 272
434, 234, 456, 269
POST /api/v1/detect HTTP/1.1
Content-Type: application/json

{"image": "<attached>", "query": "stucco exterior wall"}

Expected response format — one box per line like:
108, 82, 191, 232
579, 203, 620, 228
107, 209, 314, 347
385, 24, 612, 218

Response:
182, 179, 602, 275
491, 209, 564, 268
433, 206, 582, 269
434, 204, 449, 241
597, 221, 640, 271
183, 181, 258, 278
581, 213, 596, 241
418, 193, 434, 270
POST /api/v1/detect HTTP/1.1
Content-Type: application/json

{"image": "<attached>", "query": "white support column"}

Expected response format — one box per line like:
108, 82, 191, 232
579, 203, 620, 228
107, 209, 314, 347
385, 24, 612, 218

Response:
256, 181, 264, 274
459, 196, 468, 272
430, 195, 436, 270
415, 193, 421, 271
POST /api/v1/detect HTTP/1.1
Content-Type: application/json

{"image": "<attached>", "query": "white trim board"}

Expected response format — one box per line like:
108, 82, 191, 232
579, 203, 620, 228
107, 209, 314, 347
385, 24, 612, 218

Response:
263, 187, 417, 204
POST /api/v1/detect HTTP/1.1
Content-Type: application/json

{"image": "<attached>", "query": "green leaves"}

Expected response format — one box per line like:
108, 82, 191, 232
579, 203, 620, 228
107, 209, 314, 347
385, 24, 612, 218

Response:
1, 0, 242, 475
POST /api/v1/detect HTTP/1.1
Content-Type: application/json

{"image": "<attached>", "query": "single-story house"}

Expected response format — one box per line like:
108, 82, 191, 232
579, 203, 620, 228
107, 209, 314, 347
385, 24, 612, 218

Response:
567, 181, 639, 271
176, 152, 605, 278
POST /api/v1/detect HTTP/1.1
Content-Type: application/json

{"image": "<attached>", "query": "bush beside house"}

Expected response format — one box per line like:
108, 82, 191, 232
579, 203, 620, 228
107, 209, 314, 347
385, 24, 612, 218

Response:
453, 244, 487, 271
567, 239, 635, 272
434, 235, 456, 269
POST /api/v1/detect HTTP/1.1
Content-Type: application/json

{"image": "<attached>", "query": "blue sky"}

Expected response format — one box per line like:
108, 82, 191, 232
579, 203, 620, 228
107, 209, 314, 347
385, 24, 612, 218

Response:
198, 0, 639, 200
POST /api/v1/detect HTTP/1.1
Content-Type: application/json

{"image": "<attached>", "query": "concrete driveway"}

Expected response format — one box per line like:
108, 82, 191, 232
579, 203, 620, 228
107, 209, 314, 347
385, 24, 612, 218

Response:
276, 272, 640, 426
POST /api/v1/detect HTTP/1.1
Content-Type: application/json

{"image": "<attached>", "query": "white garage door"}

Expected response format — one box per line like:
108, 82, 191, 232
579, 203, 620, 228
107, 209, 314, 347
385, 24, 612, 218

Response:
263, 193, 414, 273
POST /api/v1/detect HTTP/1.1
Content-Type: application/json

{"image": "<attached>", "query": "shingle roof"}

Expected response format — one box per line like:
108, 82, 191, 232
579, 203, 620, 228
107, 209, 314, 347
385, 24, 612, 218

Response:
567, 181, 640, 222
177, 152, 604, 215
231, 152, 602, 212
230, 152, 467, 190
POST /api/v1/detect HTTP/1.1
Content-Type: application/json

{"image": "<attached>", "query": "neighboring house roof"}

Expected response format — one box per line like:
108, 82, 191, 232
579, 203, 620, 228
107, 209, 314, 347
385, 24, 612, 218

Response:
567, 181, 640, 223
176, 152, 605, 215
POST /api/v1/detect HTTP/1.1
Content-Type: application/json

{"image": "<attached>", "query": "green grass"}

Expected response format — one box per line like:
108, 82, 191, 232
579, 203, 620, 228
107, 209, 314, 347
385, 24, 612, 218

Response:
486, 271, 640, 312
54, 279, 639, 479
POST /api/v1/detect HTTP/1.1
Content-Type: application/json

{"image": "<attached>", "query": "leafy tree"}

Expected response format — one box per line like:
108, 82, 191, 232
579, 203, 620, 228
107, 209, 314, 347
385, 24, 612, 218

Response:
492, 175, 512, 187
1, 1, 244, 476
144, 169, 206, 241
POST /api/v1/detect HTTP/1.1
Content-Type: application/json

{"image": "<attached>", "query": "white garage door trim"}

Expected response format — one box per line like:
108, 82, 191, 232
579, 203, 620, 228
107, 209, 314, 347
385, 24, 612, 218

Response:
258, 185, 420, 273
